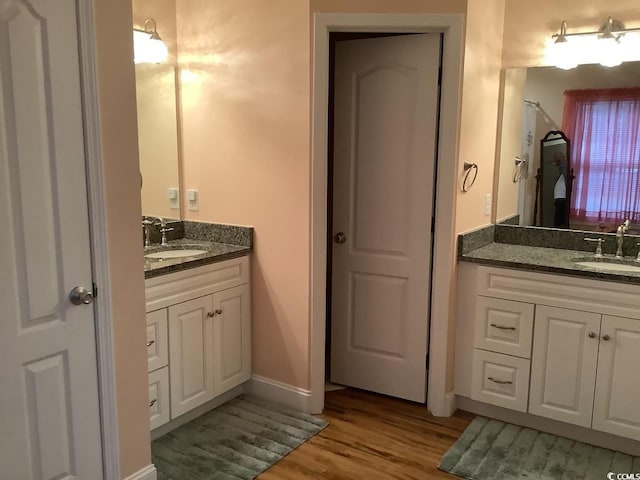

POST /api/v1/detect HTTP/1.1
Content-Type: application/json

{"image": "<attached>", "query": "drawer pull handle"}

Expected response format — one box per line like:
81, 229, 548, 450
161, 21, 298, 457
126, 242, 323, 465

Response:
588, 332, 597, 339
488, 377, 513, 385
602, 334, 611, 341
207, 312, 215, 318
147, 340, 155, 347
215, 309, 223, 315
149, 399, 157, 407
490, 323, 516, 331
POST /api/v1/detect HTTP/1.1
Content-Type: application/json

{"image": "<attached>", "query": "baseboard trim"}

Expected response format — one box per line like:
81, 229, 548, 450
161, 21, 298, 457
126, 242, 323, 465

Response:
123, 464, 157, 480
248, 375, 312, 413
442, 390, 457, 417
457, 396, 640, 456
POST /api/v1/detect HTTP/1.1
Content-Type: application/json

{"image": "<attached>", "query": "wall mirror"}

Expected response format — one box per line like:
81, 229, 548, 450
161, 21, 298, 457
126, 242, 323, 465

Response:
495, 62, 640, 233
135, 63, 181, 219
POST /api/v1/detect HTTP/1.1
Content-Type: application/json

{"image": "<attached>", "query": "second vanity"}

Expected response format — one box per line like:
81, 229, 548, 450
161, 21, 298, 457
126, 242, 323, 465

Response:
455, 225, 640, 455
143, 221, 253, 437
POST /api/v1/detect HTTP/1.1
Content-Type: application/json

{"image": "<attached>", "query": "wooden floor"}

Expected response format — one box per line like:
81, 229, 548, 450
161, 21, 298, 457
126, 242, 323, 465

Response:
258, 388, 474, 480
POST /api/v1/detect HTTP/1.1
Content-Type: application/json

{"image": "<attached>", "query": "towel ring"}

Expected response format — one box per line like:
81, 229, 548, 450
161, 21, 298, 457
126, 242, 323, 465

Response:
462, 162, 478, 192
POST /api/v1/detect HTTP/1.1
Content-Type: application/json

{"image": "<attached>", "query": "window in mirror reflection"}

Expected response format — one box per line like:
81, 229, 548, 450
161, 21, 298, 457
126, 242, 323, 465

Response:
563, 88, 640, 226
495, 63, 640, 233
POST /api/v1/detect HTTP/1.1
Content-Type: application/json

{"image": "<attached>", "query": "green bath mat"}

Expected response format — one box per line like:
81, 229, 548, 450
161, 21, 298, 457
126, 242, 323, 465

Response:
152, 394, 328, 480
439, 417, 640, 480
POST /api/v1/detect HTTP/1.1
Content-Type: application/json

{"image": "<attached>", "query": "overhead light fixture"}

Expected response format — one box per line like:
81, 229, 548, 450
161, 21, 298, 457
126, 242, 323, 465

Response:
133, 18, 168, 64
549, 16, 640, 69
551, 22, 578, 70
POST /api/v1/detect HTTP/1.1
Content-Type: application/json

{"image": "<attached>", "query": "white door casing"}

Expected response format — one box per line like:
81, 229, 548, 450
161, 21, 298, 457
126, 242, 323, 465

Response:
529, 305, 601, 427
593, 315, 640, 441
168, 295, 215, 418
0, 0, 104, 477
330, 34, 440, 403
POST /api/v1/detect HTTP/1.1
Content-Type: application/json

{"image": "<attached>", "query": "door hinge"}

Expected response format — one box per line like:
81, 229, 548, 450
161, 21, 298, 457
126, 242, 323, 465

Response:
92, 282, 98, 299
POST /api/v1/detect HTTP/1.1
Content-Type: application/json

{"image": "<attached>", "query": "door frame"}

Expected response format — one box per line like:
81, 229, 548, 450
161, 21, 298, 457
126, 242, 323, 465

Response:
310, 13, 463, 415
77, 0, 120, 477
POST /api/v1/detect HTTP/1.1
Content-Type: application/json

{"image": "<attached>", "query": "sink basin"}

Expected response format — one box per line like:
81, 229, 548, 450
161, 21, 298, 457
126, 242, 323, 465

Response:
575, 261, 640, 273
145, 249, 208, 260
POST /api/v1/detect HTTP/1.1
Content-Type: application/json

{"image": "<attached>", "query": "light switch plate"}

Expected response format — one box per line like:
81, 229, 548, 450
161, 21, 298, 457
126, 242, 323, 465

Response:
167, 188, 179, 210
484, 194, 492, 216
186, 189, 199, 211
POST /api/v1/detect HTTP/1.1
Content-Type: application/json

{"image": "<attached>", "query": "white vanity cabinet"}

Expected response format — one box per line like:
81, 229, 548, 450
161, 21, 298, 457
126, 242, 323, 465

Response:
456, 264, 640, 446
145, 256, 251, 430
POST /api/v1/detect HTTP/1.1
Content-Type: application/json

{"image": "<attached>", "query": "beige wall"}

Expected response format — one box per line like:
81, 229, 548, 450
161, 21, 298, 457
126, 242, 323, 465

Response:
94, 0, 151, 477
454, 0, 505, 234
310, 0, 466, 14
176, 0, 312, 388
494, 68, 527, 222
502, 0, 640, 68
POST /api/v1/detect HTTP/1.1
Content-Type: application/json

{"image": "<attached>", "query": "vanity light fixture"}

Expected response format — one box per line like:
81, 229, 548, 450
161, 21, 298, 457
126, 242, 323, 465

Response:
550, 16, 640, 69
133, 18, 169, 64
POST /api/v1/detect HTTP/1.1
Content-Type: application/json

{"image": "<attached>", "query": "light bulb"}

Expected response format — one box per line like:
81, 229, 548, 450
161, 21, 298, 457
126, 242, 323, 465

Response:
133, 30, 169, 64
552, 37, 578, 70
598, 35, 623, 67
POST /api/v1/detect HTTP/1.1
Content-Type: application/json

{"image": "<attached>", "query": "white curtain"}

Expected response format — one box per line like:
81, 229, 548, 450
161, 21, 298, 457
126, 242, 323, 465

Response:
521, 102, 537, 176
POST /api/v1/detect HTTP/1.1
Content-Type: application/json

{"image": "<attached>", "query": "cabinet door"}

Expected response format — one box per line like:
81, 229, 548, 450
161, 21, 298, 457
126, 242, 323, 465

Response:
474, 296, 535, 358
146, 309, 169, 372
168, 295, 214, 418
593, 315, 640, 440
529, 306, 600, 427
213, 285, 252, 396
148, 367, 170, 430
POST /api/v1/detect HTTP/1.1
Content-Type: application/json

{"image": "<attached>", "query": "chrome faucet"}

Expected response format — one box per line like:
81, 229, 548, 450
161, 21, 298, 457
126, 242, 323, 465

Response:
615, 219, 630, 259
143, 216, 174, 247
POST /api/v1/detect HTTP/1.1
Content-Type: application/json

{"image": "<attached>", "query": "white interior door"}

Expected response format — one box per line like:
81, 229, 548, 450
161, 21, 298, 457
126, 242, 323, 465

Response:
0, 0, 104, 478
330, 34, 440, 403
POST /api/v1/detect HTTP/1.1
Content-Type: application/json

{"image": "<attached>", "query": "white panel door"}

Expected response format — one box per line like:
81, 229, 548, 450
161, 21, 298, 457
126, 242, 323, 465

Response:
212, 284, 251, 396
529, 306, 600, 427
0, 0, 104, 478
593, 315, 640, 440
331, 34, 440, 402
168, 295, 215, 418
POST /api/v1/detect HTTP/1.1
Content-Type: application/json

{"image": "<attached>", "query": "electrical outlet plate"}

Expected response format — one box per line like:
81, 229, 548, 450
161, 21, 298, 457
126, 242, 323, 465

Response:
186, 189, 199, 211
167, 188, 179, 210
484, 194, 492, 216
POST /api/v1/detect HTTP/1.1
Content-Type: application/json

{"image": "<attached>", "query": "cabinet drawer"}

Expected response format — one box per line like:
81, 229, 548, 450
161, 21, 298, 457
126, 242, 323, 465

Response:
471, 349, 530, 412
148, 367, 170, 430
475, 296, 534, 358
146, 309, 168, 372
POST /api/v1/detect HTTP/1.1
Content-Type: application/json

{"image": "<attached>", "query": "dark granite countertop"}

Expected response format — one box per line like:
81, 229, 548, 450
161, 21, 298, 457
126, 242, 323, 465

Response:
144, 239, 251, 279
460, 242, 640, 285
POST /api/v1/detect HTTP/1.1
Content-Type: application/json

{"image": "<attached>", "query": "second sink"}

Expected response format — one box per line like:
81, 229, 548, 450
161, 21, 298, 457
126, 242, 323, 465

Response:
575, 261, 640, 273
145, 249, 208, 260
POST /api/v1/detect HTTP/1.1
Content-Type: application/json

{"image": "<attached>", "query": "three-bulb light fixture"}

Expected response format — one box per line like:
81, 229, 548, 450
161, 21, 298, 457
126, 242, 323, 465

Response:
133, 18, 169, 64
549, 17, 640, 70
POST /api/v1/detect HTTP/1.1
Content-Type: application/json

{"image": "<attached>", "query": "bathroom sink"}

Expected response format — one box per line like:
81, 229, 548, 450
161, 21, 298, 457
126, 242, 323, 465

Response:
145, 249, 208, 260
574, 261, 640, 273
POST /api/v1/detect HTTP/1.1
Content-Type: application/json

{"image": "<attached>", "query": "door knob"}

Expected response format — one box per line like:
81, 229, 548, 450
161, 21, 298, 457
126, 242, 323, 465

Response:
588, 331, 597, 339
69, 286, 94, 305
334, 232, 346, 244
602, 334, 611, 341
